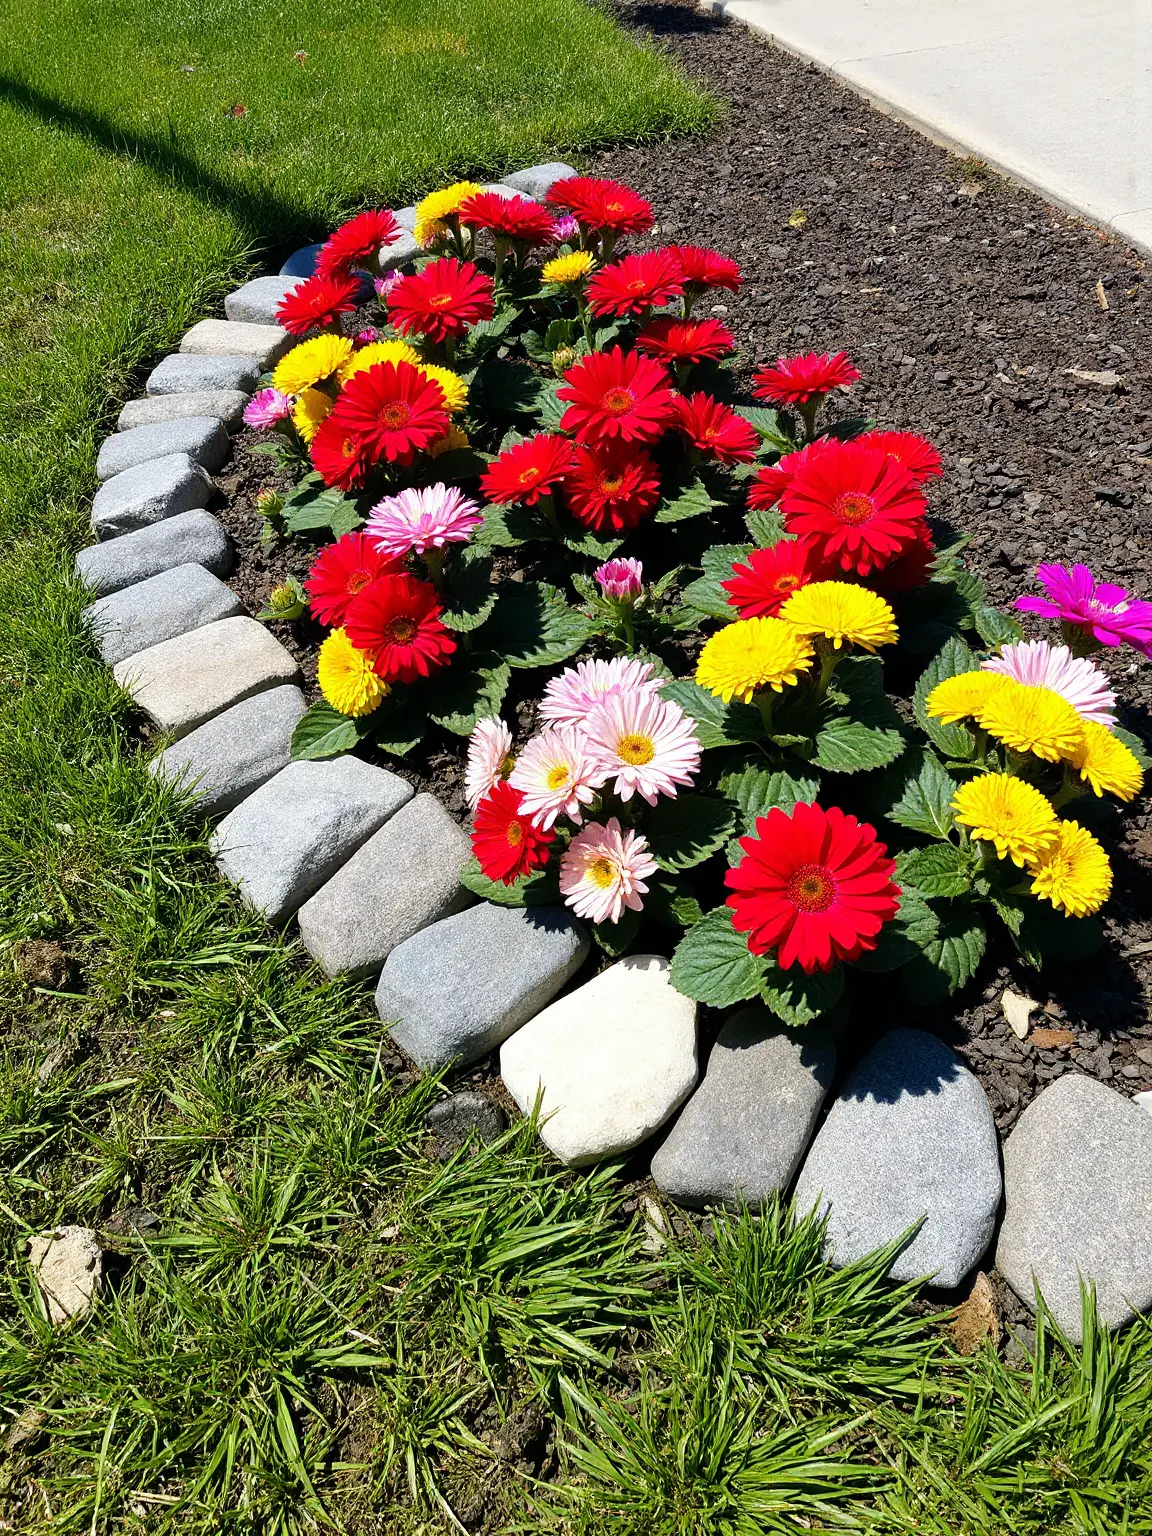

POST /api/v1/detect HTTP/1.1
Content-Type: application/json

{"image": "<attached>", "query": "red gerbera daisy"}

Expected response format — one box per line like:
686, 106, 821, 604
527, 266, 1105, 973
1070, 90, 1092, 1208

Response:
343, 572, 456, 684
276, 271, 363, 337
330, 361, 450, 467
725, 801, 901, 974
564, 442, 662, 533
671, 393, 760, 464
558, 347, 677, 447
635, 316, 734, 365
386, 256, 495, 343
457, 191, 555, 246
481, 434, 575, 506
304, 531, 399, 627
316, 209, 401, 278
752, 351, 861, 408
472, 781, 556, 885
310, 415, 371, 491
781, 440, 928, 577
747, 442, 829, 511
586, 249, 684, 318
670, 244, 742, 293
722, 539, 827, 618
545, 176, 654, 238
871, 521, 937, 595
856, 430, 944, 485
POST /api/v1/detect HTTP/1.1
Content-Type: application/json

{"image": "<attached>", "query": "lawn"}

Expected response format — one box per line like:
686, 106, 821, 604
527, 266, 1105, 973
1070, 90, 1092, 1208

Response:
2, 0, 1152, 1529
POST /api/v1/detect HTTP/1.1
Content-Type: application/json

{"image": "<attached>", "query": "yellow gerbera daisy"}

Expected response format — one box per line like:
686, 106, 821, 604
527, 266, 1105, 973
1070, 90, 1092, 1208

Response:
291, 386, 332, 444
338, 338, 421, 384
976, 680, 1085, 764
428, 425, 470, 458
925, 669, 1008, 725
273, 334, 354, 397
1069, 719, 1144, 801
316, 628, 389, 718
951, 773, 1059, 868
778, 581, 898, 652
414, 217, 449, 249
1026, 820, 1112, 917
542, 250, 596, 285
695, 616, 814, 704
416, 363, 468, 414
413, 181, 483, 246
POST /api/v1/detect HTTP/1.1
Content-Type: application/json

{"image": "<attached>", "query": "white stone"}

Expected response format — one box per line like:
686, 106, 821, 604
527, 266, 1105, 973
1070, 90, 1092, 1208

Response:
146, 353, 262, 396
90, 453, 212, 539
1135, 1090, 1152, 1117
1002, 988, 1039, 1040
28, 1226, 103, 1324
499, 954, 698, 1167
112, 615, 300, 738
180, 318, 291, 368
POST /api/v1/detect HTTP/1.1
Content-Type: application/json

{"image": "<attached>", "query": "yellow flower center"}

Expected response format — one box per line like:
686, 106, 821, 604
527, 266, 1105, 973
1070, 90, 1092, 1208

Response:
428, 291, 454, 309
599, 470, 625, 493
546, 764, 571, 790
588, 857, 617, 889
386, 616, 416, 644
506, 821, 523, 847
600, 387, 634, 415
616, 733, 655, 766
788, 864, 835, 912
834, 491, 875, 526
346, 569, 373, 595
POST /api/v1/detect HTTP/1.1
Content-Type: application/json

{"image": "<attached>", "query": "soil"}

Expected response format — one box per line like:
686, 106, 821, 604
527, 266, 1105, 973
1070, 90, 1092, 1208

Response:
207, 0, 1152, 1141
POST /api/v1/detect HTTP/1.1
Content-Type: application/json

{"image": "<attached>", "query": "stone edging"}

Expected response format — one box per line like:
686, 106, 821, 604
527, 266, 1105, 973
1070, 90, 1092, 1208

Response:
76, 161, 1152, 1343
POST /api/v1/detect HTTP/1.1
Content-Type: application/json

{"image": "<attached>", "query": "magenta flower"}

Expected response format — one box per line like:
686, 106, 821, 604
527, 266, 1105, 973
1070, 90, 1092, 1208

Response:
374, 272, 400, 298
364, 484, 483, 558
550, 215, 579, 244
595, 557, 643, 602
243, 387, 292, 429
1016, 563, 1152, 653
354, 327, 380, 346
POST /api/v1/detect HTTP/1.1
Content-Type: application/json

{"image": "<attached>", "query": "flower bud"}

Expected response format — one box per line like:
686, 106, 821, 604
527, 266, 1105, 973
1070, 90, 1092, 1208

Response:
595, 557, 644, 602
551, 345, 577, 377
255, 488, 284, 520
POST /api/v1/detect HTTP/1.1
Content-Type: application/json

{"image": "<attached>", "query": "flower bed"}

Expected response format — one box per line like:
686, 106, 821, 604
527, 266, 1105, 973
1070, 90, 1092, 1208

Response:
245, 174, 1152, 1032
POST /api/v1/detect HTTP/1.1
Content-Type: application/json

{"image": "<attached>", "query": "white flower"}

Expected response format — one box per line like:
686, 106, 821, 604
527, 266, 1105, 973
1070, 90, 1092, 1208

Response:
464, 717, 514, 810
508, 727, 599, 829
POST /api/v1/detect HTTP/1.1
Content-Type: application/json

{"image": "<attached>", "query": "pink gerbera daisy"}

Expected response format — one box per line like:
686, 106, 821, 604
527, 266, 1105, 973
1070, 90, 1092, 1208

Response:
539, 656, 661, 730
244, 387, 292, 429
465, 717, 515, 810
559, 818, 658, 925
364, 483, 484, 558
508, 727, 600, 829
982, 640, 1117, 728
585, 691, 701, 806
595, 558, 643, 601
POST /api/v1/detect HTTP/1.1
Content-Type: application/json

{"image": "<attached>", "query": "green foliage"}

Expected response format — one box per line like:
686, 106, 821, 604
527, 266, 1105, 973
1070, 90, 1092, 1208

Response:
913, 637, 980, 759
486, 583, 595, 668
884, 746, 957, 838
645, 794, 736, 872
670, 906, 768, 1008
290, 700, 370, 760
459, 855, 560, 906
655, 475, 719, 523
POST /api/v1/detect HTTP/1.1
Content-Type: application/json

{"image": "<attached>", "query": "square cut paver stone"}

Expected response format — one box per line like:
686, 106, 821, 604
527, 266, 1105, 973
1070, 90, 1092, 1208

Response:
76, 509, 231, 596
147, 353, 262, 396
504, 162, 577, 200
181, 318, 291, 368
84, 562, 244, 665
91, 453, 212, 539
112, 615, 300, 738
298, 793, 471, 978
379, 902, 589, 1069
212, 758, 414, 925
96, 417, 230, 482
150, 684, 307, 818
225, 276, 302, 325
118, 390, 250, 431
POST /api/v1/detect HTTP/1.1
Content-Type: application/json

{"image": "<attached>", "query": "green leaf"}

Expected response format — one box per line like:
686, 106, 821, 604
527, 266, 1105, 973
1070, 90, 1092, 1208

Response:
562, 526, 623, 561
680, 545, 749, 621
593, 906, 641, 957
422, 446, 489, 483
733, 404, 792, 449
989, 892, 1027, 936
812, 718, 905, 773
718, 763, 819, 834
289, 701, 367, 761
1015, 902, 1104, 967
645, 794, 736, 872
440, 547, 497, 632
974, 605, 1023, 649
902, 904, 986, 1001
471, 358, 546, 417
458, 856, 560, 908
644, 876, 703, 929
370, 695, 426, 757
282, 486, 358, 534
761, 963, 844, 1027
426, 654, 510, 736
1114, 725, 1152, 773
895, 844, 975, 898
655, 476, 717, 524
472, 501, 550, 550
835, 654, 904, 731
913, 638, 979, 760
660, 679, 764, 749
884, 747, 957, 839
485, 584, 594, 669
745, 508, 788, 548
853, 888, 940, 973
669, 906, 768, 1008
536, 381, 566, 431
328, 497, 365, 538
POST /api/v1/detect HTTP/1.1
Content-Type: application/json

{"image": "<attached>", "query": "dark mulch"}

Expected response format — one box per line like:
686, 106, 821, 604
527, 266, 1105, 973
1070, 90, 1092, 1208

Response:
212, 0, 1152, 1138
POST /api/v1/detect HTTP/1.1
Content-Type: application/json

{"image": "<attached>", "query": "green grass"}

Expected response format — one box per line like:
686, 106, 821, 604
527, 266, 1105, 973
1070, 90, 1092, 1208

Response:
2, 0, 1152, 1529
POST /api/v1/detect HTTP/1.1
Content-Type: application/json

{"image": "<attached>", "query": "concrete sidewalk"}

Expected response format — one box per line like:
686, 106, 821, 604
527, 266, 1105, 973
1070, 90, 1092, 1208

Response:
709, 0, 1152, 255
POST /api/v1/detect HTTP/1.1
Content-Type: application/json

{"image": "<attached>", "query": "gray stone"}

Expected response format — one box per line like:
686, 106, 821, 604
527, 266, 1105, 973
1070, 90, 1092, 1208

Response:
76, 509, 230, 596
793, 1029, 1001, 1288
393, 207, 417, 231
147, 353, 262, 396
180, 318, 291, 367
96, 417, 230, 482
212, 757, 413, 926
504, 162, 578, 201
118, 390, 250, 431
380, 230, 420, 272
299, 793, 470, 978
997, 1073, 1152, 1340
91, 453, 212, 539
149, 684, 306, 818
112, 615, 300, 738
480, 182, 524, 200
379, 901, 588, 1069
28, 1226, 103, 1325
651, 1009, 835, 1209
225, 276, 302, 325
280, 243, 323, 278
427, 1092, 507, 1156
84, 562, 243, 665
